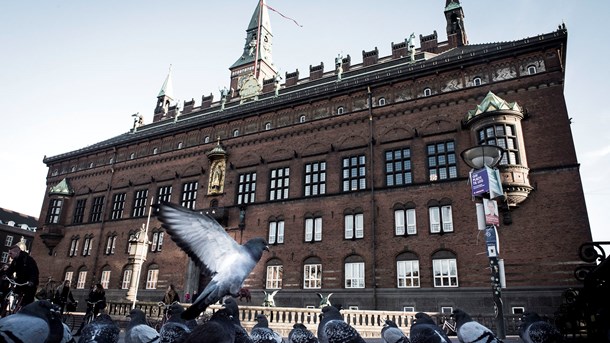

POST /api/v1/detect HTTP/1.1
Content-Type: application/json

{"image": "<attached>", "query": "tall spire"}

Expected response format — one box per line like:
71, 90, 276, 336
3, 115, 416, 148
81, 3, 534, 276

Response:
229, 0, 277, 95
445, 0, 468, 47
155, 65, 174, 117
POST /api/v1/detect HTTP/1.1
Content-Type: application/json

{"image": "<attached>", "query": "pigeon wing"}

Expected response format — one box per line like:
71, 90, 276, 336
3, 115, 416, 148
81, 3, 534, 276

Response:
156, 202, 243, 274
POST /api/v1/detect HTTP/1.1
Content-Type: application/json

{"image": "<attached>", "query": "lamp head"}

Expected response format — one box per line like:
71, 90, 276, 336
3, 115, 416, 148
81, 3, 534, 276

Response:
461, 145, 504, 169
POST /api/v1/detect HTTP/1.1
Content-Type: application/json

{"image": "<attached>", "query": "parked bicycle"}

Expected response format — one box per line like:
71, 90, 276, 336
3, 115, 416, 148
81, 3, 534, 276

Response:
0, 277, 29, 317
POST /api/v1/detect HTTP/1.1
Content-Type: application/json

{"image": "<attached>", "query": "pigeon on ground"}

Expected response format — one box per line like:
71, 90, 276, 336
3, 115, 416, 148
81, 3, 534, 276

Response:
251, 314, 283, 343
155, 202, 269, 320
288, 323, 318, 343
410, 312, 452, 343
519, 312, 562, 343
78, 313, 120, 343
183, 308, 235, 343
451, 309, 501, 343
125, 308, 160, 343
0, 300, 66, 343
222, 297, 253, 343
381, 319, 409, 343
159, 303, 192, 343
317, 306, 366, 343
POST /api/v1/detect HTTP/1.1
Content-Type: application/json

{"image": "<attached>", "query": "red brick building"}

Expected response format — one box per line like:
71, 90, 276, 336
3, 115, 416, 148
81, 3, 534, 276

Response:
32, 0, 591, 316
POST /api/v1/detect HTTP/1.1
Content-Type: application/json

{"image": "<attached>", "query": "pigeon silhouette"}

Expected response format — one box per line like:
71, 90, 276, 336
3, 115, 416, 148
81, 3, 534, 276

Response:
155, 202, 269, 320
159, 303, 192, 343
317, 306, 365, 343
451, 309, 501, 343
125, 308, 160, 343
410, 312, 452, 343
288, 323, 318, 343
381, 319, 409, 343
222, 297, 253, 343
78, 313, 120, 343
183, 307, 235, 343
0, 299, 66, 343
251, 314, 283, 343
519, 312, 562, 343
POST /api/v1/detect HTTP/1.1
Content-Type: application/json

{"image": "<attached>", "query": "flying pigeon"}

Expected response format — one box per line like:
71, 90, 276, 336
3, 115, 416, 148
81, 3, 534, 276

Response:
519, 312, 562, 343
410, 312, 452, 343
155, 202, 269, 320
125, 308, 160, 343
288, 323, 318, 343
250, 314, 283, 343
183, 308, 235, 343
222, 297, 253, 343
78, 313, 120, 343
451, 309, 501, 343
159, 303, 192, 343
0, 300, 66, 343
317, 306, 366, 343
381, 319, 410, 343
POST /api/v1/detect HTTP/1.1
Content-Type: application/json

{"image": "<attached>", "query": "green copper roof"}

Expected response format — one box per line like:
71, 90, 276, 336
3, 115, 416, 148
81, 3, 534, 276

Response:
466, 91, 522, 120
157, 65, 174, 99
49, 178, 74, 196
206, 138, 228, 158
445, 1, 462, 11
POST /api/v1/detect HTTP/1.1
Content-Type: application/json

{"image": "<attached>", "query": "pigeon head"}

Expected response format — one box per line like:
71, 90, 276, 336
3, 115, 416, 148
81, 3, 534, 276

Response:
293, 323, 308, 330
169, 303, 185, 317
127, 308, 148, 327
222, 297, 239, 315
413, 312, 436, 325
521, 311, 543, 325
244, 237, 269, 260
320, 305, 342, 321
94, 313, 115, 324
384, 319, 399, 328
254, 314, 270, 328
451, 309, 473, 327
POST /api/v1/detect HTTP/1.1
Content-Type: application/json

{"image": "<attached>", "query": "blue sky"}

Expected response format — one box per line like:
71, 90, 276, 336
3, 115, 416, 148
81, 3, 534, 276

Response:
1, 1, 608, 241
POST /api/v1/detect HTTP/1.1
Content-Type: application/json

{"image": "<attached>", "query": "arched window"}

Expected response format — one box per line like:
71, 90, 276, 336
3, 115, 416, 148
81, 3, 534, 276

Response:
527, 65, 537, 75
204, 136, 210, 144
129, 153, 135, 160
100, 265, 111, 289
105, 233, 117, 255
151, 230, 164, 252
153, 147, 159, 155
69, 236, 80, 257
344, 255, 365, 288
268, 218, 285, 245
423, 88, 432, 97
82, 234, 93, 256
473, 77, 482, 86
337, 106, 345, 115
233, 129, 240, 137
266, 258, 283, 289
299, 115, 306, 123
265, 122, 272, 130
146, 264, 159, 289
428, 199, 454, 234
344, 209, 364, 240
396, 252, 420, 288
394, 202, 417, 236
378, 97, 386, 106
432, 250, 458, 287
303, 256, 322, 289
177, 142, 183, 149
121, 265, 133, 289
76, 266, 88, 289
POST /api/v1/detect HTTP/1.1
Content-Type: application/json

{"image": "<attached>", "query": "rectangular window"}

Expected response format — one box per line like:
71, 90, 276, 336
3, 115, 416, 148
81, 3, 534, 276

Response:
266, 265, 283, 289
397, 260, 420, 287
237, 172, 257, 205
304, 264, 322, 289
433, 258, 458, 287
1, 252, 8, 263
512, 307, 525, 314
345, 262, 365, 288
105, 236, 116, 255
305, 217, 322, 242
427, 141, 457, 181
304, 161, 326, 196
478, 124, 520, 165
76, 271, 87, 289
157, 185, 172, 204
121, 270, 132, 289
151, 232, 164, 252
181, 181, 198, 209
72, 199, 87, 224
269, 167, 290, 201
111, 192, 126, 220
4, 236, 13, 247
82, 237, 93, 256
89, 196, 105, 223
268, 221, 285, 244
429, 205, 453, 233
403, 306, 416, 312
385, 148, 413, 186
395, 209, 417, 235
100, 270, 111, 290
344, 213, 364, 239
46, 198, 63, 224
146, 269, 159, 289
132, 189, 148, 217
342, 155, 366, 191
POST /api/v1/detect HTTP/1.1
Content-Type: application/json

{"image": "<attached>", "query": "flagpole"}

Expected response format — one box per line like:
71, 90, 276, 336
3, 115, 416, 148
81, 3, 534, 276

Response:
131, 196, 154, 309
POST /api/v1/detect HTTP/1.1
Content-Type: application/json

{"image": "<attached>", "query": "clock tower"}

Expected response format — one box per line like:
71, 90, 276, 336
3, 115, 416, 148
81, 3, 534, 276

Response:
229, 0, 277, 99
445, 0, 468, 48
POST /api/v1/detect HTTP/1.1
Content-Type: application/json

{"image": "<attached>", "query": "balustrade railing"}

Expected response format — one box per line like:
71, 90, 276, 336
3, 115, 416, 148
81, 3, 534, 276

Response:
105, 301, 521, 338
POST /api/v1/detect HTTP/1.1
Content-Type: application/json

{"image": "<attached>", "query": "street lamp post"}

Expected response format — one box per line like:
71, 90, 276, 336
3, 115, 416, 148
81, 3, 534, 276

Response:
461, 145, 506, 339
126, 197, 153, 308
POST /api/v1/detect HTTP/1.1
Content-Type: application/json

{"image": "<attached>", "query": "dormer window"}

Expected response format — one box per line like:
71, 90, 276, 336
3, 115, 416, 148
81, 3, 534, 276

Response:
423, 88, 432, 97
527, 65, 537, 75
204, 136, 210, 143
233, 129, 240, 137
129, 153, 135, 160
337, 106, 345, 115
473, 77, 482, 86
265, 122, 272, 130
177, 142, 183, 149
299, 115, 307, 123
153, 147, 158, 155
378, 98, 386, 106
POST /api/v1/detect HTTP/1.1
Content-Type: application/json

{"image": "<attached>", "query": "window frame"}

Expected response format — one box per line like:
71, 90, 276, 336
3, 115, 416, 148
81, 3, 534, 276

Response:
237, 172, 257, 205
266, 264, 283, 289
181, 181, 198, 210
303, 263, 322, 289
111, 192, 126, 220
73, 198, 87, 224
429, 205, 454, 234
132, 189, 149, 217
394, 208, 417, 236
304, 217, 322, 243
121, 269, 132, 289
269, 167, 290, 201
46, 198, 63, 224
89, 196, 105, 223
344, 213, 364, 240
304, 161, 326, 197
433, 258, 459, 287
157, 185, 172, 204
385, 148, 413, 187
427, 141, 457, 181
345, 261, 365, 288
146, 267, 159, 289
397, 259, 420, 288
342, 155, 366, 192
268, 220, 285, 245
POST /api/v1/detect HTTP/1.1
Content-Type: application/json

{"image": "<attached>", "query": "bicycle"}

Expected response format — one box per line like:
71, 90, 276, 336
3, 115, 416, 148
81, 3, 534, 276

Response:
81, 300, 104, 326
441, 318, 457, 336
153, 301, 179, 331
58, 301, 78, 332
0, 277, 29, 317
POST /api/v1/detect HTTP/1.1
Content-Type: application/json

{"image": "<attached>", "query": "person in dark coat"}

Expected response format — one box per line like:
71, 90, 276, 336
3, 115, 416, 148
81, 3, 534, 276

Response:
2, 244, 39, 307
52, 280, 76, 314
75, 283, 107, 336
